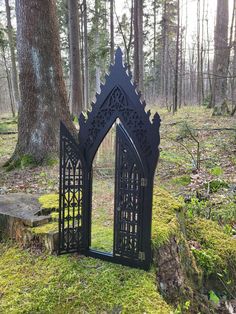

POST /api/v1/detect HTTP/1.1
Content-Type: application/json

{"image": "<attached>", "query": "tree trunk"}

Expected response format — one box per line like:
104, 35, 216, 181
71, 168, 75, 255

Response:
206, 3, 212, 105
68, 0, 83, 116
12, 0, 75, 164
133, 0, 139, 86
211, 0, 229, 109
138, 0, 144, 92
200, 0, 205, 103
83, 0, 89, 110
110, 0, 114, 63
1, 47, 15, 117
95, 0, 101, 94
173, 0, 180, 113
232, 0, 236, 115
196, 0, 201, 105
5, 0, 20, 110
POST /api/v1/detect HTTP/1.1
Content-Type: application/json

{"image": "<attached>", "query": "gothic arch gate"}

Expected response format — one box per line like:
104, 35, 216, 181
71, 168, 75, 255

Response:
58, 48, 160, 270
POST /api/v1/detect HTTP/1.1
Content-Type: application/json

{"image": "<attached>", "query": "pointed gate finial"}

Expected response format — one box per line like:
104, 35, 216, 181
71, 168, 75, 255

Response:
115, 47, 123, 66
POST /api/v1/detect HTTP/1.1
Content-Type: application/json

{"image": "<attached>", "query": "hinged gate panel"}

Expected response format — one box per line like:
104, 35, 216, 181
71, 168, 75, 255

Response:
59, 123, 86, 254
114, 124, 146, 266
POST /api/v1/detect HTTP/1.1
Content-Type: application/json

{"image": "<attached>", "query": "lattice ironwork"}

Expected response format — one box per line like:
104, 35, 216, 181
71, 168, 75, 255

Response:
59, 47, 161, 269
59, 123, 85, 254
114, 124, 144, 260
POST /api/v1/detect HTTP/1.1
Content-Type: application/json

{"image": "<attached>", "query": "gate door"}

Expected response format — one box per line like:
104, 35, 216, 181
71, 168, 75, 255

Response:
59, 47, 161, 270
114, 123, 146, 268
59, 123, 86, 254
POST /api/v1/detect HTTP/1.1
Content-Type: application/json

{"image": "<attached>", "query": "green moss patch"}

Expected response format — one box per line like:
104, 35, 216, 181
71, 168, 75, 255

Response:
152, 188, 183, 247
171, 175, 191, 186
31, 222, 58, 234
0, 242, 172, 314
38, 194, 59, 210
186, 218, 236, 281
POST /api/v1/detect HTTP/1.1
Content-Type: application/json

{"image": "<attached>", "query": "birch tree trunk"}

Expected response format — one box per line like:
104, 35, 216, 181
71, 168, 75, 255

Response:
10, 0, 75, 164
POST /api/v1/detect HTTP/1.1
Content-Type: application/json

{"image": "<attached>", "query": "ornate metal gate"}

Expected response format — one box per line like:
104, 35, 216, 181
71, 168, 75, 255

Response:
59, 48, 160, 269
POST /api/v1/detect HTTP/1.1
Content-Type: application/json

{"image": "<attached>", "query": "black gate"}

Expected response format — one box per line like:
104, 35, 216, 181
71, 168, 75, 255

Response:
59, 47, 160, 269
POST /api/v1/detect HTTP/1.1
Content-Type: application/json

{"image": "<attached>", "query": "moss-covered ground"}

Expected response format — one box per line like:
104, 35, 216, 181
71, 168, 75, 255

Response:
0, 242, 172, 314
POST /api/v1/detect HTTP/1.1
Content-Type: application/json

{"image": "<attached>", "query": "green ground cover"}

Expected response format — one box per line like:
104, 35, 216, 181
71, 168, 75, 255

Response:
0, 242, 172, 314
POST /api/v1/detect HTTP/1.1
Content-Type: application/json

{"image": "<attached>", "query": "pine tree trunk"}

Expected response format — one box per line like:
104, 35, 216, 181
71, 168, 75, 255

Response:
68, 0, 83, 116
12, 0, 75, 164
5, 0, 20, 110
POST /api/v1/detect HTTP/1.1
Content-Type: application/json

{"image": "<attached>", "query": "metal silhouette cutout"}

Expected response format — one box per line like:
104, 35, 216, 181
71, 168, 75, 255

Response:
59, 47, 160, 269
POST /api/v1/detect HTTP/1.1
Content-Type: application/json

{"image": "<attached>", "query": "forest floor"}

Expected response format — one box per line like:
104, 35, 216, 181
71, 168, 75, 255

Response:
0, 106, 236, 313
1, 106, 235, 227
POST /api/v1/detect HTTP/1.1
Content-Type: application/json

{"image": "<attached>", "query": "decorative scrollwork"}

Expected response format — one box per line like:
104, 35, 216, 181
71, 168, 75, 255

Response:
85, 86, 152, 156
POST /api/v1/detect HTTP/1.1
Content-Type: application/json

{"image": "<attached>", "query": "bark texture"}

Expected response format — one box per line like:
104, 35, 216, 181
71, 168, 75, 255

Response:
14, 0, 75, 163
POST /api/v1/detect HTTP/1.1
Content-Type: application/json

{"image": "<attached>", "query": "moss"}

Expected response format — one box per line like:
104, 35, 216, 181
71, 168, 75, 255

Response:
20, 155, 37, 168
209, 166, 223, 177
160, 151, 187, 165
31, 222, 58, 234
0, 242, 172, 314
44, 156, 58, 166
38, 194, 59, 210
186, 218, 236, 293
37, 188, 183, 250
152, 187, 183, 248
91, 224, 113, 252
5, 154, 37, 171
0, 119, 17, 133
172, 175, 191, 186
